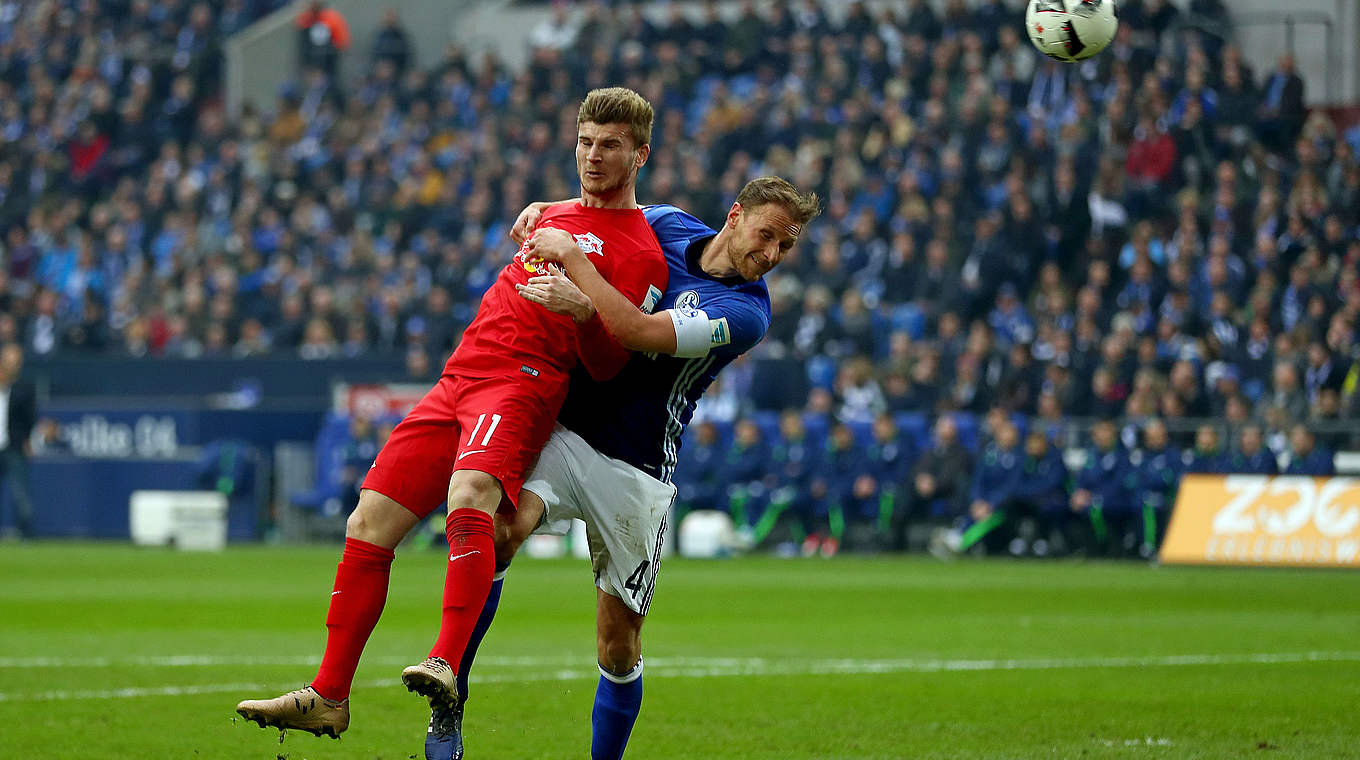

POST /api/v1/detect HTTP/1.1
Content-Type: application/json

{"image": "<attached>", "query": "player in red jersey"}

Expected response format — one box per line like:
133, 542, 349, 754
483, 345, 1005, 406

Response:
235, 87, 668, 738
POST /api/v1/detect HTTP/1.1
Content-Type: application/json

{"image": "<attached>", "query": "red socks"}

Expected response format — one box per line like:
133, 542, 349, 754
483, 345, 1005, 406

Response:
311, 537, 395, 700
428, 508, 495, 665
308, 511, 494, 699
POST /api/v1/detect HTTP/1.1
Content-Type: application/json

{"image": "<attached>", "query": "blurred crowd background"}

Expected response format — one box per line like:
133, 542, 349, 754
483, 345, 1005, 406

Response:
0, 0, 1357, 554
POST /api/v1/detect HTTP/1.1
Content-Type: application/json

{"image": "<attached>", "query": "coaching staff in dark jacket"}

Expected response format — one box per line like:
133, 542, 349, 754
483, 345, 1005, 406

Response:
0, 343, 36, 537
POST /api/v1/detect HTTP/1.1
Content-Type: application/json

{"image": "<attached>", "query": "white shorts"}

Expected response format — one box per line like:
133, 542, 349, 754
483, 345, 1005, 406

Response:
524, 424, 675, 615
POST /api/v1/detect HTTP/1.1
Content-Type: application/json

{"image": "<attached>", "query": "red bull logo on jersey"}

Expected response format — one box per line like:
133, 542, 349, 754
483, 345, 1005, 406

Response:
573, 231, 605, 256
515, 240, 549, 275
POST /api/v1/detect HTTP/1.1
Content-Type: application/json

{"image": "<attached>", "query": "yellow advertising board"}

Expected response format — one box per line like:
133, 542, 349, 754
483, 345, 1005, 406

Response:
1160, 474, 1360, 568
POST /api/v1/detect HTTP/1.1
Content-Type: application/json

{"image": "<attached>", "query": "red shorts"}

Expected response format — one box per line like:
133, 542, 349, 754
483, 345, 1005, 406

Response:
362, 373, 564, 518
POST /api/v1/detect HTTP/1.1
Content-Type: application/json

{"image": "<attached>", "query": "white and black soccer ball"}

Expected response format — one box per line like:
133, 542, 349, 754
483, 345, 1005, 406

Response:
1026, 0, 1119, 63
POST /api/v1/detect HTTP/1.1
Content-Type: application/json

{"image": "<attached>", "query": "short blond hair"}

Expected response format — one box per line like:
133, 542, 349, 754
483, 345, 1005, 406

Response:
577, 87, 654, 148
736, 176, 822, 226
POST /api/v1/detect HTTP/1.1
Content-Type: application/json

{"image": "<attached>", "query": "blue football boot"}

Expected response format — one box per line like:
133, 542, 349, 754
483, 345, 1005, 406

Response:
425, 699, 464, 760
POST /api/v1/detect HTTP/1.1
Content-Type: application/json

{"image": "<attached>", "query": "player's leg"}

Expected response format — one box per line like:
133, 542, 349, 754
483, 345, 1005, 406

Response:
460, 499, 540, 693
592, 589, 646, 760
235, 492, 426, 736
403, 469, 502, 705
314, 491, 420, 689
237, 381, 458, 737
406, 377, 561, 707
424, 492, 543, 760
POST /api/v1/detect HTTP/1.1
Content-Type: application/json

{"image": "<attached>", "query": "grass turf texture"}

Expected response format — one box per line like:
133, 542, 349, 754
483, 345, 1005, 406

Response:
2, 544, 1358, 759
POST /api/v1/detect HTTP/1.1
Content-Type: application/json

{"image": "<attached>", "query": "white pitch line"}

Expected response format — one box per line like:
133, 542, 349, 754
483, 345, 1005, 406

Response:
1, 652, 1358, 703
0, 655, 580, 669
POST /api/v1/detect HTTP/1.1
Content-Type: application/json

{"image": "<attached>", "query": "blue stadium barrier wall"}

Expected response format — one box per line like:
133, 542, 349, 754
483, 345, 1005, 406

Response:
29, 356, 406, 403
5, 455, 261, 540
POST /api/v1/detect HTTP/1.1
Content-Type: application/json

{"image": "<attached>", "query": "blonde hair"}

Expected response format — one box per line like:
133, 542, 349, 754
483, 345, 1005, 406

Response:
736, 176, 822, 226
577, 87, 654, 148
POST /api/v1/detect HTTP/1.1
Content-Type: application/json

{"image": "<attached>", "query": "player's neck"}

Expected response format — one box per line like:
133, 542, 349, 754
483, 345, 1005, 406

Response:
697, 231, 739, 279
579, 185, 639, 210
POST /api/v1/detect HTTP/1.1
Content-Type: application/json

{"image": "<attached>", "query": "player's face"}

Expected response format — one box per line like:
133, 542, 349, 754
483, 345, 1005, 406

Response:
724, 202, 801, 281
576, 121, 648, 198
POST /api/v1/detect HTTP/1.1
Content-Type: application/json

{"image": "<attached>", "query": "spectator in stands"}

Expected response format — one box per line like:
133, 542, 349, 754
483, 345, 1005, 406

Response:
674, 421, 724, 521
336, 414, 379, 514
1257, 54, 1306, 152
1311, 388, 1350, 451
845, 413, 914, 550
1285, 424, 1335, 476
395, 343, 429, 382
298, 317, 340, 360
1131, 418, 1181, 556
1304, 341, 1345, 405
1013, 429, 1070, 557
372, 9, 413, 75
1126, 112, 1178, 216
1071, 420, 1137, 557
757, 410, 821, 549
834, 356, 886, 424
1184, 424, 1226, 473
529, 3, 580, 52
1258, 361, 1309, 422
1226, 424, 1278, 474
942, 419, 1021, 556
721, 418, 772, 541
0, 344, 36, 538
296, 1, 351, 78
895, 414, 970, 551
802, 422, 860, 557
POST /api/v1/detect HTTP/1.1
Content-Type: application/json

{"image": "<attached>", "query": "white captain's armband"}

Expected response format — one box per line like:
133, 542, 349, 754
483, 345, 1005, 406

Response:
668, 307, 715, 358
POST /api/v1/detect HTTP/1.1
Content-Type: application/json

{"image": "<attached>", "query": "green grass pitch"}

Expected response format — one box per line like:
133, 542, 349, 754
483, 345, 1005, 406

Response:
2, 543, 1359, 759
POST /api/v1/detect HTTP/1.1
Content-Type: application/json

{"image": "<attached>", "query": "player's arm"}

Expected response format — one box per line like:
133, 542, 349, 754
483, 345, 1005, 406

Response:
511, 266, 631, 381
509, 199, 580, 245
521, 228, 682, 354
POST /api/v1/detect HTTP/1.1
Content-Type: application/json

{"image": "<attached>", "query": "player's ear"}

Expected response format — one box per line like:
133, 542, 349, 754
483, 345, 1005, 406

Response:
726, 202, 743, 229
633, 143, 650, 170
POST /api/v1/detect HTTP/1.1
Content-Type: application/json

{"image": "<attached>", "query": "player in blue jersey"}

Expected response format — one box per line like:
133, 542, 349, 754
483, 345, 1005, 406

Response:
418, 177, 819, 760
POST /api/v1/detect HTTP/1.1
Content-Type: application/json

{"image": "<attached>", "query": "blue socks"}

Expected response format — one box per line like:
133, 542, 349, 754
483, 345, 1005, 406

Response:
455, 561, 508, 700
591, 659, 643, 760
456, 560, 644, 760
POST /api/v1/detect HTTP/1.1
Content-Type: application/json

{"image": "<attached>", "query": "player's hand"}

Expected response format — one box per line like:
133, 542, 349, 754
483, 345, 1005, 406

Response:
516, 268, 596, 323
509, 202, 550, 245
525, 227, 589, 270
970, 500, 992, 521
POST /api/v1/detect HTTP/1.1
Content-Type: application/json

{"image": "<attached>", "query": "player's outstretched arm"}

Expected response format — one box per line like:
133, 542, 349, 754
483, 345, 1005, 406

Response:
523, 229, 679, 354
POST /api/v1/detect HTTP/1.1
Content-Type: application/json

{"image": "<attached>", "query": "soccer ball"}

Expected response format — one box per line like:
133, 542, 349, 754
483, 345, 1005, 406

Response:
1026, 0, 1118, 63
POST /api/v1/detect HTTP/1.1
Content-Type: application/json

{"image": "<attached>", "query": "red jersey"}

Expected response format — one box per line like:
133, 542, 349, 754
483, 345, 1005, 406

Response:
445, 202, 667, 385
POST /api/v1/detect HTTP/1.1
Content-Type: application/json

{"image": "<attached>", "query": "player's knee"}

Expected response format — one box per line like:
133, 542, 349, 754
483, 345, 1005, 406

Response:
597, 626, 641, 673
346, 490, 418, 548
447, 471, 502, 513
345, 502, 377, 541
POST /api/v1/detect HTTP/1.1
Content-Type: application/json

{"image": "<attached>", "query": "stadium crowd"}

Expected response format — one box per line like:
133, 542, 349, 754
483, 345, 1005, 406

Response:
1, 0, 1357, 555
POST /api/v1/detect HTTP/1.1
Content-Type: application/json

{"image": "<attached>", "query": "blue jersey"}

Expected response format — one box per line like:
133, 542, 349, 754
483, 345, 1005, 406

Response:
557, 205, 772, 482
